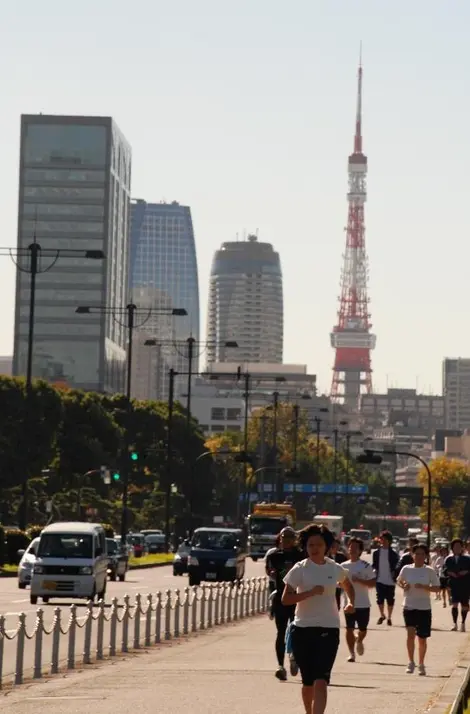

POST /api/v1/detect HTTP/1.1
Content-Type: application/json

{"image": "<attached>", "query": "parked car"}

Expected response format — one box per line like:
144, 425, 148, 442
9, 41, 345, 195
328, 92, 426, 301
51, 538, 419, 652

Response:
17, 537, 40, 589
173, 541, 190, 575
144, 533, 165, 553
187, 527, 246, 587
128, 533, 146, 558
106, 538, 128, 582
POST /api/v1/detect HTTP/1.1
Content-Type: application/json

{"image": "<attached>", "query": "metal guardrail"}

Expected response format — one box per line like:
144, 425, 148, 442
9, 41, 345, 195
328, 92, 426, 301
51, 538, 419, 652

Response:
0, 577, 269, 688
449, 666, 470, 714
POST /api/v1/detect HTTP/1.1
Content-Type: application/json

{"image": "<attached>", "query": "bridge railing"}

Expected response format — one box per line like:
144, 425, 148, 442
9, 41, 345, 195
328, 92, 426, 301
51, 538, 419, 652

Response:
0, 576, 269, 688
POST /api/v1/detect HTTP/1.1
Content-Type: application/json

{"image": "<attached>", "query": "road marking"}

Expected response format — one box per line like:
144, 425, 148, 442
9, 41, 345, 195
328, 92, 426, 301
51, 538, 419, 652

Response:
12, 598, 29, 604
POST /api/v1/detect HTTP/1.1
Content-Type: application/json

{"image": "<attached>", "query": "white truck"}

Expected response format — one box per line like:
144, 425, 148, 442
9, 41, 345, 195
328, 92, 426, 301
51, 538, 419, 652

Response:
313, 515, 344, 537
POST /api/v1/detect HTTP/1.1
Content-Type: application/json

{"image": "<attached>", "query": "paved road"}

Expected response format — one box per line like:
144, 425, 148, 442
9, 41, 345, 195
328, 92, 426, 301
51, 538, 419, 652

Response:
3, 589, 469, 714
0, 558, 266, 684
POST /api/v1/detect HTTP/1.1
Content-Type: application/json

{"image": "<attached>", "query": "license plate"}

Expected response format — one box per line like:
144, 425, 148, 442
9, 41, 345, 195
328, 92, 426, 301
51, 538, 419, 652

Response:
43, 580, 57, 590
206, 572, 216, 580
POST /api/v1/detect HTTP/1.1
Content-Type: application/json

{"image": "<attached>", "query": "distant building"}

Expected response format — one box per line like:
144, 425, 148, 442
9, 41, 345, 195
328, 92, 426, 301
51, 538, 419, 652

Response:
0, 356, 12, 376
130, 199, 199, 400
13, 114, 131, 393
206, 236, 283, 364
359, 388, 444, 437
443, 358, 470, 430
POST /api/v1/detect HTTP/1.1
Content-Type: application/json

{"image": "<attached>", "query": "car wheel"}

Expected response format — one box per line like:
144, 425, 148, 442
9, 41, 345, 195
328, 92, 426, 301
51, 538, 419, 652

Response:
30, 595, 38, 605
118, 572, 126, 582
110, 572, 117, 582
189, 575, 200, 587
18, 581, 26, 589
42, 597, 49, 604
252, 557, 258, 562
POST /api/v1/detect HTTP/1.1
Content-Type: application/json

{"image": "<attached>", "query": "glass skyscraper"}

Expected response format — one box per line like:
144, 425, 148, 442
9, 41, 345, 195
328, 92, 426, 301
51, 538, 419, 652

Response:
130, 200, 199, 399
12, 114, 131, 393
207, 235, 283, 364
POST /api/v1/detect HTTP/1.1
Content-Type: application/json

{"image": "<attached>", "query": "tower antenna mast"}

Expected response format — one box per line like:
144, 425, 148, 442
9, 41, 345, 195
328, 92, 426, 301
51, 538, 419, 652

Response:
330, 51, 376, 407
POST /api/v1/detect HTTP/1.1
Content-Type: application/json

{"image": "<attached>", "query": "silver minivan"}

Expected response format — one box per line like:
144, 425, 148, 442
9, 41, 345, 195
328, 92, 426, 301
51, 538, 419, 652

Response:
30, 522, 108, 605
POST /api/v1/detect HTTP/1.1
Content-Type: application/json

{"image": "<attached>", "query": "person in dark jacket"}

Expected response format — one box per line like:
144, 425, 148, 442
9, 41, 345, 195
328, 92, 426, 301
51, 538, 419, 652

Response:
444, 538, 470, 632
372, 530, 399, 626
395, 538, 419, 576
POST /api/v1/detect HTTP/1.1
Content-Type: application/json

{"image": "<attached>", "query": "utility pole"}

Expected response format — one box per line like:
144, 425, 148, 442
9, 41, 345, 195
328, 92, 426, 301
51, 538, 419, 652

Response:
186, 337, 195, 432
165, 369, 175, 552
273, 391, 281, 501
242, 371, 250, 517
292, 404, 299, 495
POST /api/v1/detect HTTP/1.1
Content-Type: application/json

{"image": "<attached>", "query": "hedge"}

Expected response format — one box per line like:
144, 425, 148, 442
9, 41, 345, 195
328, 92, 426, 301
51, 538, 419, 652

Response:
5, 528, 30, 564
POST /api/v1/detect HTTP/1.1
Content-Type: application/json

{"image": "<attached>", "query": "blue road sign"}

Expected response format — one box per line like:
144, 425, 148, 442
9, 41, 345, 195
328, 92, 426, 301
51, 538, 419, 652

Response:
259, 483, 368, 495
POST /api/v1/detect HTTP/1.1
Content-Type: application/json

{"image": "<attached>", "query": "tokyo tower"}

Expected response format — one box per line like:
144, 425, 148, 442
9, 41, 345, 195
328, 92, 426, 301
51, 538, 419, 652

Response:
330, 56, 376, 406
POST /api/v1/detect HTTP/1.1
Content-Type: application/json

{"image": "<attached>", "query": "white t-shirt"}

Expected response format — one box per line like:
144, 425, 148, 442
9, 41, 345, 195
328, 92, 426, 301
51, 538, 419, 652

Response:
342, 559, 375, 608
377, 547, 394, 585
399, 564, 439, 610
283, 557, 348, 628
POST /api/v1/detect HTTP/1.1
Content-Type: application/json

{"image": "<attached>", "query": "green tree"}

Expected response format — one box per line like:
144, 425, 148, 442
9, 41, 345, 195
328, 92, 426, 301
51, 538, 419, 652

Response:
418, 457, 470, 536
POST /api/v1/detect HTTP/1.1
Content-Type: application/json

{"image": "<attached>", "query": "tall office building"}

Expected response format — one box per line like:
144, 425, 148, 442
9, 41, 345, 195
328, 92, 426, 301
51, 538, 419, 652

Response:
13, 115, 131, 392
130, 199, 199, 399
443, 358, 470, 429
206, 235, 283, 364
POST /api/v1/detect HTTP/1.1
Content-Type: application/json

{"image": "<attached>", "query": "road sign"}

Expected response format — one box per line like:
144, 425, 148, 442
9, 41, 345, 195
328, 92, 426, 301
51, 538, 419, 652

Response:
259, 483, 368, 495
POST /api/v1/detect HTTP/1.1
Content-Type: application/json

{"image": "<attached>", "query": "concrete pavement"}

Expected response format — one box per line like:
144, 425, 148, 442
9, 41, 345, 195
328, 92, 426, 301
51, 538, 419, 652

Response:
2, 588, 470, 713
0, 559, 266, 684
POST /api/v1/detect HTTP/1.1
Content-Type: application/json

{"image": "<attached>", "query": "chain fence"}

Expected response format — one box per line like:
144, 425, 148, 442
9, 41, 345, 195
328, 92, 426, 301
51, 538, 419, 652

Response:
0, 576, 269, 688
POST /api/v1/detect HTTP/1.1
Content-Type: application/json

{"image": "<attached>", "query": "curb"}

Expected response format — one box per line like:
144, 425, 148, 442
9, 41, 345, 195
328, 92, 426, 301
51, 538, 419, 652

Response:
0, 561, 173, 578
427, 638, 470, 713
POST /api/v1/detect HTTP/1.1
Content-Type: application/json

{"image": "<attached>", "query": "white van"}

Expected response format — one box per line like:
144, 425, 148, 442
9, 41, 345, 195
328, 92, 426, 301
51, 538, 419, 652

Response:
30, 522, 108, 605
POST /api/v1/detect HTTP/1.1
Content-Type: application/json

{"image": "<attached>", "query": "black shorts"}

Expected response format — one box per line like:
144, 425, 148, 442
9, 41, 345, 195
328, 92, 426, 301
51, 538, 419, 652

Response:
290, 625, 340, 687
376, 582, 395, 606
403, 608, 432, 638
344, 607, 370, 632
450, 587, 470, 606
439, 576, 449, 589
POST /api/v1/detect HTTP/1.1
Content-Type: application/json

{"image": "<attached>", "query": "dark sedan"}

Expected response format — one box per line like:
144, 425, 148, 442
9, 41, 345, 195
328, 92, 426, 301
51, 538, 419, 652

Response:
106, 538, 128, 582
187, 527, 246, 587
173, 542, 190, 575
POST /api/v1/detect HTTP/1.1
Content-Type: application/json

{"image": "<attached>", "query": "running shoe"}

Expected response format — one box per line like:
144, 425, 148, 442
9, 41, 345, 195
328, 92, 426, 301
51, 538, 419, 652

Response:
275, 666, 287, 681
289, 656, 299, 677
347, 654, 355, 662
387, 618, 392, 626
377, 616, 385, 625
418, 664, 426, 676
461, 622, 466, 632
406, 662, 415, 674
356, 639, 365, 656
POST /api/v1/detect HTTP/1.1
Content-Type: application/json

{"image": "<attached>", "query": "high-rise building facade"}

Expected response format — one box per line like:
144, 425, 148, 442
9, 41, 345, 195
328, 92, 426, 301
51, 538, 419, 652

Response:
443, 358, 470, 429
206, 235, 283, 364
129, 200, 199, 399
13, 114, 131, 393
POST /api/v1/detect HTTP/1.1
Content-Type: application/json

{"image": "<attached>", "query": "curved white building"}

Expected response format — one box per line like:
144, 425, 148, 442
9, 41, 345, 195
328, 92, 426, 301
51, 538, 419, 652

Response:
206, 235, 283, 364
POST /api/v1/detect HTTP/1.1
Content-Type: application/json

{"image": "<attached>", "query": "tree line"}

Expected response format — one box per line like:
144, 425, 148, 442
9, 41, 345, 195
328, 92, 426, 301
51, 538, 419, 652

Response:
0, 375, 216, 533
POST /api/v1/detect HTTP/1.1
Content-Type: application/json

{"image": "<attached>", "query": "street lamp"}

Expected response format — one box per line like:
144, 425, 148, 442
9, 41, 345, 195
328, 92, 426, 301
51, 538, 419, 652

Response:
3, 239, 105, 530
77, 304, 187, 542
356, 448, 433, 550
144, 337, 238, 430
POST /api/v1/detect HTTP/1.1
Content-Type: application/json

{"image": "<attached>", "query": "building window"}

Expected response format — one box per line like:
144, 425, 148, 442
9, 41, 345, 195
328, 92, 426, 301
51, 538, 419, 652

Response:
211, 425, 225, 433
211, 407, 225, 421
227, 408, 241, 421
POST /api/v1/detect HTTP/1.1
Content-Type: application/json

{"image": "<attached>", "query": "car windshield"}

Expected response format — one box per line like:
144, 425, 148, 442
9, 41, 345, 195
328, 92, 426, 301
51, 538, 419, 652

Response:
192, 531, 238, 550
37, 533, 93, 559
249, 518, 286, 535
106, 539, 118, 554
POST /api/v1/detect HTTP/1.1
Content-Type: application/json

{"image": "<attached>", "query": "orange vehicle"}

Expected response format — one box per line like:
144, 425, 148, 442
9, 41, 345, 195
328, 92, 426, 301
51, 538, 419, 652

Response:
246, 503, 296, 561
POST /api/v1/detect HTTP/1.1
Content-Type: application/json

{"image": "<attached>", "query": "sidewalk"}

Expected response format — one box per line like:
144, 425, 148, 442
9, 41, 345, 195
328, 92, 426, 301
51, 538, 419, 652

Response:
3, 593, 470, 714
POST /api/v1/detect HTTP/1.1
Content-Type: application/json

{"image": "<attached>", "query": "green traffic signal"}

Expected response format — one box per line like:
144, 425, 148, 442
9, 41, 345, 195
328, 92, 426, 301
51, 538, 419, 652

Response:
130, 452, 139, 461
113, 472, 120, 481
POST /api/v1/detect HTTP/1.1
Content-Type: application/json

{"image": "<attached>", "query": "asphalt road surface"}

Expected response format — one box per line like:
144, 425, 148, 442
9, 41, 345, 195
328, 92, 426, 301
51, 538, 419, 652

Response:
0, 558, 266, 685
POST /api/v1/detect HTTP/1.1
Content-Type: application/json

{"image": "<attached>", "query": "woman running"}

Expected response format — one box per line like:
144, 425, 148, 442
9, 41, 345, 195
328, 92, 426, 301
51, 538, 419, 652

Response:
265, 527, 303, 681
397, 543, 440, 676
282, 523, 355, 714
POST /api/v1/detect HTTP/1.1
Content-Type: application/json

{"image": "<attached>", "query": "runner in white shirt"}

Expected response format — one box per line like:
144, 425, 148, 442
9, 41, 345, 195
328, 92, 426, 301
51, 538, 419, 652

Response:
341, 537, 376, 662
397, 543, 440, 676
282, 523, 355, 714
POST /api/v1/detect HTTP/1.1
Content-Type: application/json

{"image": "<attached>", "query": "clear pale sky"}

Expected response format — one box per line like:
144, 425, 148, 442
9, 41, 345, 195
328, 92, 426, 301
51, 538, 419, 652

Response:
0, 1, 468, 396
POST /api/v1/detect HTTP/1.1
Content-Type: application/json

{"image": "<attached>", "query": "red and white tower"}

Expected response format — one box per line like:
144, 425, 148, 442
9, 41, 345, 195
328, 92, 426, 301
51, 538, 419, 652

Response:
330, 57, 376, 406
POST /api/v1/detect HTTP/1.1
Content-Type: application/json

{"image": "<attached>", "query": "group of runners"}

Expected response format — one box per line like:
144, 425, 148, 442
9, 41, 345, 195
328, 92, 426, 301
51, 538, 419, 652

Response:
265, 526, 470, 714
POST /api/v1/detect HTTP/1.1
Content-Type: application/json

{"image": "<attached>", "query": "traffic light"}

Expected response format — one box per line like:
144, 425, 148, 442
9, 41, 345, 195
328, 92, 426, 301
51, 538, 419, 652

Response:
356, 450, 383, 465
130, 450, 139, 462
356, 495, 368, 505
112, 472, 120, 482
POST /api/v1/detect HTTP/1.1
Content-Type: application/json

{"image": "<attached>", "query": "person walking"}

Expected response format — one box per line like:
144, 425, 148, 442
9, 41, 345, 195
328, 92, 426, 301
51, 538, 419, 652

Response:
396, 537, 419, 574
397, 543, 440, 675
373, 530, 399, 626
265, 527, 303, 681
282, 523, 355, 714
342, 537, 376, 662
265, 536, 280, 620
432, 546, 447, 605
444, 538, 470, 631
